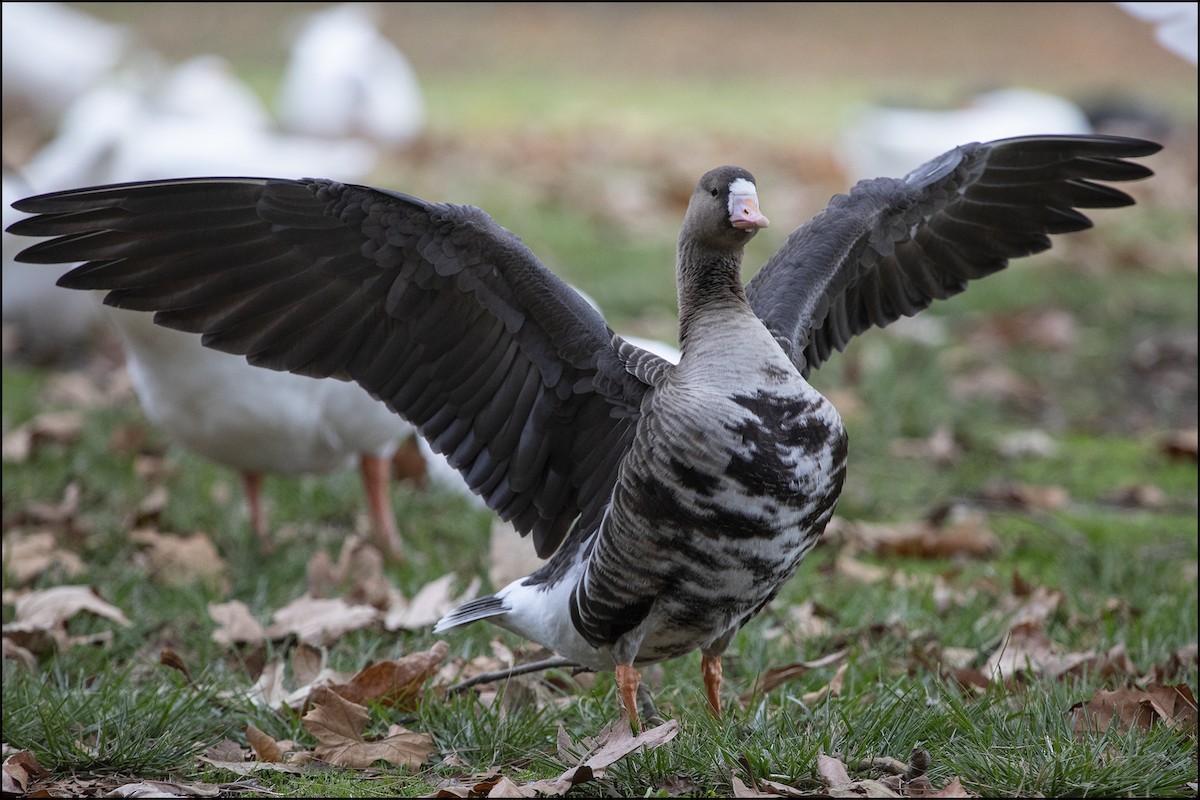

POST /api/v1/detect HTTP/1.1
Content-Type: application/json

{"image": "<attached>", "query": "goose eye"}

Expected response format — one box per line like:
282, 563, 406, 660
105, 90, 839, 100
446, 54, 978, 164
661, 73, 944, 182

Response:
709, 188, 719, 197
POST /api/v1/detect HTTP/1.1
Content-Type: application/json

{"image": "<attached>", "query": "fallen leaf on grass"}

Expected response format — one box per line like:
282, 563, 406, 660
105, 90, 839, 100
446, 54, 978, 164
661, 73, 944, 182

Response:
245, 723, 285, 763
740, 648, 849, 702
2, 584, 131, 654
1068, 683, 1197, 735
889, 425, 962, 464
131, 529, 227, 590
2, 637, 37, 669
302, 686, 433, 769
265, 595, 381, 646
208, 600, 267, 648
8, 482, 83, 529
729, 774, 785, 797
306, 536, 391, 608
817, 753, 899, 797
385, 573, 480, 631
1098, 483, 1167, 509
1160, 428, 1198, 461
328, 641, 450, 710
985, 623, 1134, 683
835, 516, 998, 560
487, 724, 681, 796
109, 780, 220, 798
196, 756, 306, 777
979, 482, 1070, 511
799, 663, 848, 707
1, 530, 84, 585
1, 410, 85, 462
2, 750, 49, 795
1147, 642, 1198, 683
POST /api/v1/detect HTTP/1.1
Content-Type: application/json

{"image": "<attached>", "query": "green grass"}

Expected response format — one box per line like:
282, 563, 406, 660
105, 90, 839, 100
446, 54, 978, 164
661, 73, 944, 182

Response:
3, 10, 1196, 789
3, 237, 1195, 795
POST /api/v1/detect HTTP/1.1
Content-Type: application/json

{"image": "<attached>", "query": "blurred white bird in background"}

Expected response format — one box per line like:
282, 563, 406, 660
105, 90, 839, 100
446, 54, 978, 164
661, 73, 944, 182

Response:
837, 87, 1093, 183
1116, 2, 1198, 65
276, 3, 426, 147
1, 2, 130, 130
2, 3, 437, 558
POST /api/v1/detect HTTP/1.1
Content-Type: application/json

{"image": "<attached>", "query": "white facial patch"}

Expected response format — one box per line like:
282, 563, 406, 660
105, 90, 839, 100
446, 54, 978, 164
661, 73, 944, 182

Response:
727, 177, 758, 214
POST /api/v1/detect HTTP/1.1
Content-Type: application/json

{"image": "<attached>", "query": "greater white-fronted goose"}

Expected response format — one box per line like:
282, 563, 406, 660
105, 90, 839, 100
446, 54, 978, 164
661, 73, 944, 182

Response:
7, 134, 1159, 728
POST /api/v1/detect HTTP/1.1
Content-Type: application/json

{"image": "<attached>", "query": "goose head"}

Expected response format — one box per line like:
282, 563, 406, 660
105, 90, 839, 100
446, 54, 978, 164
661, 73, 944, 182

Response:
681, 166, 770, 253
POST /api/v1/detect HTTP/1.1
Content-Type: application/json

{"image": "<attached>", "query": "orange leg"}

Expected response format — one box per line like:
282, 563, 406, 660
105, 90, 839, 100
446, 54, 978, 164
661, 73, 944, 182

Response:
701, 655, 723, 717
240, 470, 272, 552
615, 663, 643, 733
360, 454, 404, 562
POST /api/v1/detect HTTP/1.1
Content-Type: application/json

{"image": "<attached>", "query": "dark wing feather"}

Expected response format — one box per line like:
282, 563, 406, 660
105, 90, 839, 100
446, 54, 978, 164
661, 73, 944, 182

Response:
745, 134, 1161, 376
9, 177, 653, 557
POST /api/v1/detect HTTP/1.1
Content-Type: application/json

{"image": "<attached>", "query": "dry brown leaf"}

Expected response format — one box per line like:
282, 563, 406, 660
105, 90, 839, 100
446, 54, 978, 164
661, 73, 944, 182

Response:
889, 425, 962, 464
1, 530, 85, 585
385, 573, 480, 631
741, 648, 850, 702
291, 643, 327, 687
109, 780, 220, 797
949, 365, 1041, 405
1, 410, 85, 463
1099, 483, 1167, 509
302, 686, 433, 770
800, 662, 848, 707
265, 594, 381, 646
1148, 642, 1198, 683
2, 750, 49, 795
245, 723, 285, 763
11, 482, 83, 529
1160, 428, 1198, 461
2, 636, 38, 669
208, 600, 267, 648
983, 583, 1062, 629
131, 529, 227, 590
984, 623, 1134, 683
754, 776, 811, 798
483, 775, 539, 798
306, 536, 391, 608
243, 660, 290, 710
329, 640, 450, 710
197, 757, 305, 776
834, 550, 888, 584
1068, 683, 1198, 735
500, 719, 679, 797
836, 517, 998, 560
979, 482, 1070, 511
730, 774, 784, 797
204, 739, 247, 763
433, 773, 504, 798
924, 776, 975, 797
2, 585, 131, 655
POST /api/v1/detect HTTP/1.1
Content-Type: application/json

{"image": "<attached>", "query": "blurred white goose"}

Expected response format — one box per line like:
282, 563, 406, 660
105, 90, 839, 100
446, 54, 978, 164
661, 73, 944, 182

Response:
1, 2, 129, 130
6, 53, 418, 557
838, 87, 1092, 182
276, 3, 425, 146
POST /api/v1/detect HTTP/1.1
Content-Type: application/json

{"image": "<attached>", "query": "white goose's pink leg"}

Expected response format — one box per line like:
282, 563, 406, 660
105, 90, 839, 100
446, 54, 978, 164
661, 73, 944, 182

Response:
240, 470, 271, 552
360, 454, 404, 561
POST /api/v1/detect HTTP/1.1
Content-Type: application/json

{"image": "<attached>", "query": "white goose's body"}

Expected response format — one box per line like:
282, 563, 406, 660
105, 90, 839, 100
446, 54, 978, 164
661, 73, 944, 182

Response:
112, 306, 411, 476
9, 135, 1159, 726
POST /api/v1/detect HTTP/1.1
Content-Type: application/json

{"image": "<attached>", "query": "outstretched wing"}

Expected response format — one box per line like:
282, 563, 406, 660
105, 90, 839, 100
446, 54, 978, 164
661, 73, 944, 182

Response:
10, 177, 654, 557
745, 134, 1160, 375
